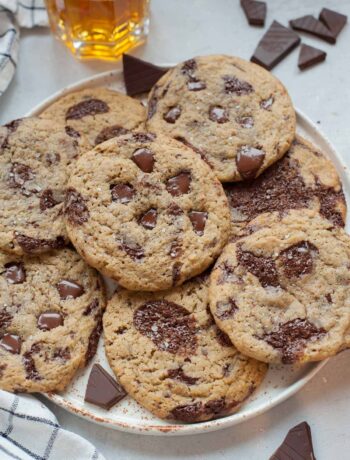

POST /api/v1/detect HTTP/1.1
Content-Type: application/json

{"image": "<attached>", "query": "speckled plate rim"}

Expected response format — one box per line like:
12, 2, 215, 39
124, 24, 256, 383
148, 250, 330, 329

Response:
24, 66, 350, 436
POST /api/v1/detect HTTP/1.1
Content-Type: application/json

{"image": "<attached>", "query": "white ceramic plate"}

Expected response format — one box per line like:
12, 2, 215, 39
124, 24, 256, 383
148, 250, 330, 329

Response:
26, 68, 350, 436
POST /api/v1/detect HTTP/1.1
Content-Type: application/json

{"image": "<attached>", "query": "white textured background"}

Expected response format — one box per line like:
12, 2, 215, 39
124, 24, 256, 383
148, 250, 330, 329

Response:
1, 1, 350, 459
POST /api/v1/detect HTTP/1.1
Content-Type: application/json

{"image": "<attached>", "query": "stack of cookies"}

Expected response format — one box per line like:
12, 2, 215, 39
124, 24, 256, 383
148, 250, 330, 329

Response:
1, 55, 349, 424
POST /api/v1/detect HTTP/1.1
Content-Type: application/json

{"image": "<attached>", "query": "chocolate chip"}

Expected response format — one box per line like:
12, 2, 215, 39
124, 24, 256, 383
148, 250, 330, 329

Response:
110, 184, 135, 203
236, 145, 265, 180
260, 96, 274, 110
3, 262, 26, 284
164, 106, 181, 123
166, 172, 191, 196
170, 402, 203, 422
215, 328, 232, 347
326, 293, 332, 303
66, 99, 109, 120
0, 310, 12, 330
65, 125, 81, 139
167, 202, 184, 216
1, 119, 22, 149
83, 298, 99, 316
270, 421, 316, 460
167, 368, 199, 385
262, 318, 326, 364
279, 241, 319, 279
0, 334, 21, 354
316, 184, 345, 227
215, 298, 238, 320
139, 208, 157, 229
290, 15, 335, 44
147, 94, 158, 119
131, 148, 155, 173
223, 76, 253, 95
172, 262, 182, 285
241, 0, 266, 26
181, 59, 197, 77
85, 363, 127, 409
204, 398, 228, 415
85, 313, 103, 363
40, 189, 61, 211
237, 116, 254, 128
237, 245, 279, 287
134, 300, 197, 355
15, 234, 66, 253
319, 8, 347, 38
23, 351, 41, 380
188, 211, 207, 235
169, 240, 182, 258
94, 125, 129, 145
56, 279, 85, 300
52, 347, 71, 361
132, 132, 156, 143
119, 239, 144, 260
37, 312, 63, 331
64, 188, 90, 225
187, 79, 206, 91
209, 106, 229, 123
7, 162, 35, 192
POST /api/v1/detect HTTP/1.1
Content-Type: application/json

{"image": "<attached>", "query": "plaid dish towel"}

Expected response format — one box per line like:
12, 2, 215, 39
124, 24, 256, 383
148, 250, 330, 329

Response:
0, 390, 105, 460
0, 0, 48, 96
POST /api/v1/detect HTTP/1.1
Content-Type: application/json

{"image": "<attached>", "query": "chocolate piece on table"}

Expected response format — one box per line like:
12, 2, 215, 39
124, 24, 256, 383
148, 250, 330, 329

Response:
84, 364, 126, 410
123, 54, 169, 96
251, 21, 301, 70
298, 44, 326, 71
319, 8, 347, 38
240, 0, 266, 26
270, 421, 316, 460
289, 15, 336, 44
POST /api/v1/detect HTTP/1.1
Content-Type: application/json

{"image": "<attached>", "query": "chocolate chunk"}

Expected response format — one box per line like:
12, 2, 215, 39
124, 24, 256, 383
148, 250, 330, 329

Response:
217, 262, 242, 285
164, 106, 181, 123
147, 94, 158, 120
119, 239, 144, 260
85, 363, 127, 410
188, 211, 208, 235
316, 183, 345, 227
95, 125, 129, 145
237, 116, 254, 128
326, 293, 332, 303
181, 59, 197, 77
167, 202, 184, 216
167, 368, 199, 385
3, 262, 26, 284
169, 240, 182, 258
215, 298, 238, 320
1, 119, 22, 149
236, 145, 265, 180
66, 98, 109, 120
7, 162, 35, 191
240, 0, 266, 26
204, 398, 228, 415
122, 54, 169, 96
172, 262, 182, 286
166, 172, 191, 196
263, 318, 326, 364
209, 106, 229, 123
85, 313, 103, 363
40, 189, 60, 211
319, 8, 347, 38
290, 15, 335, 44
260, 96, 274, 110
0, 310, 12, 329
133, 300, 197, 355
131, 148, 155, 173
139, 208, 157, 229
52, 347, 71, 361
64, 188, 90, 225
132, 132, 156, 143
251, 21, 301, 70
110, 183, 135, 203
23, 352, 41, 380
270, 421, 316, 460
223, 76, 253, 95
187, 79, 206, 91
0, 333, 21, 354
65, 125, 81, 139
215, 328, 232, 347
15, 234, 66, 253
298, 44, 326, 70
37, 312, 63, 331
170, 402, 203, 422
83, 298, 99, 316
279, 241, 319, 279
237, 245, 279, 287
56, 279, 85, 299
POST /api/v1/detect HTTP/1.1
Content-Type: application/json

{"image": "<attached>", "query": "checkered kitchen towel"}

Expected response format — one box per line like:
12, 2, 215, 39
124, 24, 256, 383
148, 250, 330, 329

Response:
0, 391, 105, 460
0, 0, 48, 97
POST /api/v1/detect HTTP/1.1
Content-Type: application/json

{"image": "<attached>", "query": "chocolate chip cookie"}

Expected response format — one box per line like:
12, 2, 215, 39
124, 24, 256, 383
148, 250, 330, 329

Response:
65, 132, 231, 291
209, 209, 350, 364
0, 248, 105, 393
40, 88, 145, 148
146, 55, 296, 182
103, 272, 267, 422
0, 117, 85, 255
225, 136, 346, 235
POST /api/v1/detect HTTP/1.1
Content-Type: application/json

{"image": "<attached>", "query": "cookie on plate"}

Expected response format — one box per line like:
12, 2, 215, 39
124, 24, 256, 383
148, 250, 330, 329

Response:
0, 248, 105, 393
64, 132, 231, 291
103, 272, 267, 422
146, 55, 296, 182
40, 88, 145, 148
209, 209, 350, 364
0, 117, 85, 255
224, 136, 347, 235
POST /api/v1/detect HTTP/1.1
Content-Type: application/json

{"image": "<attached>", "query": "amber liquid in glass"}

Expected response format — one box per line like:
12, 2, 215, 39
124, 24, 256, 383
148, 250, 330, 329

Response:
45, 0, 150, 60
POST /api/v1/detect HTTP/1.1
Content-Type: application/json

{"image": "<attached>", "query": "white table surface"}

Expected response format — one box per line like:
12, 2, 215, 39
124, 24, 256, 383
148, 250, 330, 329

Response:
1, 0, 350, 458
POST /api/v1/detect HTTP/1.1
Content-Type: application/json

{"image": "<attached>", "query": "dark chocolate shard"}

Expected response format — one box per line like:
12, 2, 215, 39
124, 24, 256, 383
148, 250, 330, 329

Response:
240, 0, 266, 26
84, 364, 126, 410
123, 54, 169, 96
298, 44, 326, 71
270, 421, 316, 460
290, 15, 335, 44
251, 21, 301, 70
319, 8, 347, 38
